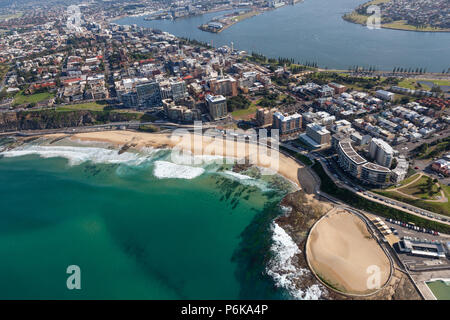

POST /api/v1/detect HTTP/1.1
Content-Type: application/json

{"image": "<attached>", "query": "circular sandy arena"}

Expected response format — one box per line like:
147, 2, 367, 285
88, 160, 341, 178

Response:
306, 209, 391, 295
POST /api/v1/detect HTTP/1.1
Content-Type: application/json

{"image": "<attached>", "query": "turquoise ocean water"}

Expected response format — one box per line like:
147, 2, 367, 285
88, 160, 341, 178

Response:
0, 138, 316, 299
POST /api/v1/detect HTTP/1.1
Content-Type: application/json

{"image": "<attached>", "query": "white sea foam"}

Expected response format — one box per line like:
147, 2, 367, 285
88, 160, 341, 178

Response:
223, 170, 254, 180
219, 170, 272, 192
0, 145, 149, 166
170, 149, 229, 166
266, 222, 323, 300
280, 205, 293, 214
153, 160, 205, 180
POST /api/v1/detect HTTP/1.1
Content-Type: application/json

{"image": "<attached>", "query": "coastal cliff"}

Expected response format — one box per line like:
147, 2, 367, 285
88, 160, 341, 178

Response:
0, 110, 142, 132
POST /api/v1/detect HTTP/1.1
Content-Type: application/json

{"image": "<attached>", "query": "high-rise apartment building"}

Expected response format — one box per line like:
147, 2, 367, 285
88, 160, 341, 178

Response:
272, 112, 302, 135
136, 81, 162, 108
170, 80, 188, 101
305, 123, 331, 146
369, 138, 394, 168
206, 94, 227, 120
209, 76, 238, 97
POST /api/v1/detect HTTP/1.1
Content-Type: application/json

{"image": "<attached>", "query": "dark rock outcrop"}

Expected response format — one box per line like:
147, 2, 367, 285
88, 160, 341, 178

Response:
0, 110, 142, 132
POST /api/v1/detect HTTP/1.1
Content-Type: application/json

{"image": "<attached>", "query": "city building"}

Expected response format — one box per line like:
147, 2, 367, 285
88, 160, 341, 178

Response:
121, 91, 138, 108
136, 81, 162, 108
361, 162, 391, 185
334, 136, 391, 186
375, 90, 395, 101
391, 156, 409, 183
256, 108, 276, 127
209, 76, 238, 97
300, 123, 331, 147
170, 79, 188, 101
328, 82, 347, 94
331, 119, 352, 133
272, 112, 302, 135
398, 238, 447, 259
369, 138, 394, 168
335, 138, 367, 178
431, 159, 450, 176
206, 94, 227, 120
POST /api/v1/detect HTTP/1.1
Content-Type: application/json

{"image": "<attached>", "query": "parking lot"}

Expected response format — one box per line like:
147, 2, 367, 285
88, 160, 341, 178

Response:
382, 218, 450, 271
383, 218, 444, 240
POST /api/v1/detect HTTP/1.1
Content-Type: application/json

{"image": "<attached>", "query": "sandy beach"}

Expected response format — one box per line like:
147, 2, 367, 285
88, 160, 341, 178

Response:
50, 130, 305, 189
306, 209, 391, 295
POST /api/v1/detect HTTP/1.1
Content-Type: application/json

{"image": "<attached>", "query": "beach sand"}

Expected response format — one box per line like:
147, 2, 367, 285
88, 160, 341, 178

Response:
306, 209, 391, 295
52, 130, 304, 189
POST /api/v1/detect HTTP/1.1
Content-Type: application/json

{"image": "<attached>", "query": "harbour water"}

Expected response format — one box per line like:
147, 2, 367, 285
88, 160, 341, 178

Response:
114, 0, 450, 72
0, 138, 320, 299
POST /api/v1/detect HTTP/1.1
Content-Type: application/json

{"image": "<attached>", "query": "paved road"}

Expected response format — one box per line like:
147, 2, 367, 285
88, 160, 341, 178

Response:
399, 128, 450, 157
281, 141, 450, 227
0, 120, 220, 137
313, 153, 450, 226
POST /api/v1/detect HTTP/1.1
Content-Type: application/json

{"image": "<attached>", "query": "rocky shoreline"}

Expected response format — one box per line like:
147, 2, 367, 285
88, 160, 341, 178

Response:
276, 190, 422, 300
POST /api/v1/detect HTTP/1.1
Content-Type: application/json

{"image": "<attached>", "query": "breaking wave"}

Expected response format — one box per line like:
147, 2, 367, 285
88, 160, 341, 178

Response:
153, 160, 205, 180
0, 144, 289, 190
169, 149, 230, 166
219, 170, 273, 192
0, 145, 149, 166
266, 222, 323, 300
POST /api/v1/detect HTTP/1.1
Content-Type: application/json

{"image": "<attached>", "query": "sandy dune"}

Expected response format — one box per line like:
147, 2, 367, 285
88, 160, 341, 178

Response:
306, 210, 391, 295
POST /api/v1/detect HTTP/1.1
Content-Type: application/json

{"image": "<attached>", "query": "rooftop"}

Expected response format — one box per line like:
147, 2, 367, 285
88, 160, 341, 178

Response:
362, 162, 391, 173
206, 94, 226, 103
339, 140, 367, 165
273, 112, 302, 122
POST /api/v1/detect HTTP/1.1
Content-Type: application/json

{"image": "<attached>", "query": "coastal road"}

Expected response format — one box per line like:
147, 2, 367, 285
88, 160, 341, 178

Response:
0, 121, 219, 137
278, 142, 450, 226
311, 152, 450, 226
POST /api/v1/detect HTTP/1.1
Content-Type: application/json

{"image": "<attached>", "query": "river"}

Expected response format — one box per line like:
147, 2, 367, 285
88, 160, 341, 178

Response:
114, 0, 450, 72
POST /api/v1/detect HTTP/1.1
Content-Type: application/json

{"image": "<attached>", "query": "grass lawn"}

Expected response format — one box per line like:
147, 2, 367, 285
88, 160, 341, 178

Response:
397, 79, 431, 91
0, 64, 8, 82
279, 146, 313, 166
387, 173, 420, 189
112, 109, 145, 115
56, 102, 105, 112
14, 91, 54, 105
382, 21, 450, 32
292, 139, 314, 151
400, 176, 440, 200
374, 189, 450, 217
0, 12, 23, 21
231, 99, 261, 120
233, 11, 259, 22
231, 104, 258, 119
420, 79, 450, 86
374, 174, 450, 216
417, 139, 450, 160
343, 12, 368, 25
